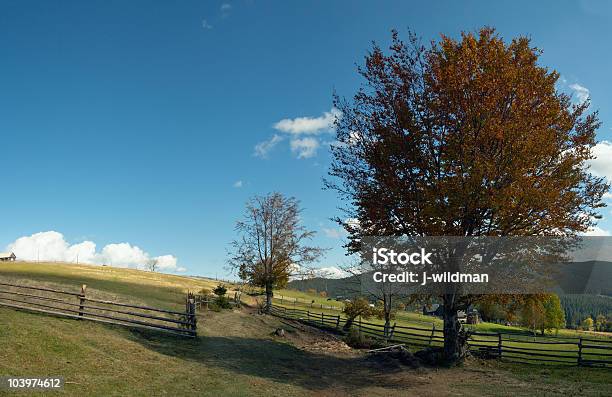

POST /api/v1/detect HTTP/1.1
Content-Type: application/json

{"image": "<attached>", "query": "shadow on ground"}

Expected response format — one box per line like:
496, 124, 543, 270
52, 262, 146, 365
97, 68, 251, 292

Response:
127, 330, 409, 393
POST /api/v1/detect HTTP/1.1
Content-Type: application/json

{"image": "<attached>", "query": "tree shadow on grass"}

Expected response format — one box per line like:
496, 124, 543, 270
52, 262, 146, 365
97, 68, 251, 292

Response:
127, 330, 403, 392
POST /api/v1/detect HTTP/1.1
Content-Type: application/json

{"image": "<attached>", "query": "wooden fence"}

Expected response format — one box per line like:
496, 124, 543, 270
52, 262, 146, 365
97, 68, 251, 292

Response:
0, 281, 197, 337
192, 292, 241, 310
269, 305, 612, 367
273, 294, 343, 311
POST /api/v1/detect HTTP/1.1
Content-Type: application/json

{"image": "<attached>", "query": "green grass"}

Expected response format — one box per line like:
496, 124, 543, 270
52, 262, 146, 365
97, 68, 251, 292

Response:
0, 261, 220, 311
0, 262, 610, 396
275, 287, 612, 365
278, 287, 612, 339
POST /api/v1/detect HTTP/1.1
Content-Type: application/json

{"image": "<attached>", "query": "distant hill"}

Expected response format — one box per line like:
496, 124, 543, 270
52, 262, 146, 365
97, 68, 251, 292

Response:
288, 276, 361, 299
289, 262, 612, 328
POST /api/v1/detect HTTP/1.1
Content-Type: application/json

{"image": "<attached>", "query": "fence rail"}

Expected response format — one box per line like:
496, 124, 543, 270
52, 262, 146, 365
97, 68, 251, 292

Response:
269, 304, 612, 368
274, 294, 343, 311
0, 280, 197, 337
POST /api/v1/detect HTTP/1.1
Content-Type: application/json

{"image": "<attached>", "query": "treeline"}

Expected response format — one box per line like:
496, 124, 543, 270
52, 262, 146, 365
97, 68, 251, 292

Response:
560, 294, 612, 330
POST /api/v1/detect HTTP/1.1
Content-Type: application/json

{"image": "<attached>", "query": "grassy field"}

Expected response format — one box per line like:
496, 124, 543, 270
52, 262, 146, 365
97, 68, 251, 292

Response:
0, 262, 610, 396
272, 288, 612, 366
275, 287, 612, 340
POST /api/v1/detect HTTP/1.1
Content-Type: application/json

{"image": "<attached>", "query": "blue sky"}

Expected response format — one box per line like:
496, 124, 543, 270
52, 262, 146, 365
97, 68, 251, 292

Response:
2, 0, 612, 277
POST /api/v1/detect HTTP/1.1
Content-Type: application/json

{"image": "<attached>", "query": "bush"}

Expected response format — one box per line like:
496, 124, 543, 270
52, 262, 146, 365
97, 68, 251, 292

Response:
198, 288, 211, 296
215, 295, 232, 309
344, 328, 371, 348
213, 284, 227, 297
342, 297, 381, 330
343, 329, 387, 349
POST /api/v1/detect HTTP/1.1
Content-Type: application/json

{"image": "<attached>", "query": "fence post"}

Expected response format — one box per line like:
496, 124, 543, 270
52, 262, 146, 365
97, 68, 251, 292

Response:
321, 312, 324, 326
280, 295, 283, 304
428, 324, 436, 345
578, 337, 583, 366
497, 333, 502, 359
359, 316, 362, 335
307, 310, 310, 323
336, 315, 340, 329
389, 322, 396, 340
188, 292, 197, 332
78, 284, 87, 317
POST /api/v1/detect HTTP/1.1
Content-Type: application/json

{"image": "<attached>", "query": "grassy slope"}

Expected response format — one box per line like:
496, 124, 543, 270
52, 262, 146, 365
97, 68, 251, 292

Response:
0, 263, 610, 396
0, 261, 219, 311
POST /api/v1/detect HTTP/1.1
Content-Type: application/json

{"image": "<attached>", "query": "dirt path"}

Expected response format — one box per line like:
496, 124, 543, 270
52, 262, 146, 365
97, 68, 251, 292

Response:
195, 307, 611, 397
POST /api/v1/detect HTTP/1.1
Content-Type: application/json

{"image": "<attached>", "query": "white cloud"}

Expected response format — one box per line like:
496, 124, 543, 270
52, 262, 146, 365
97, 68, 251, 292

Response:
290, 137, 319, 159
323, 227, 345, 239
6, 231, 182, 272
603, 192, 612, 200
588, 141, 612, 181
255, 108, 341, 160
233, 180, 243, 188
582, 226, 611, 236
314, 266, 349, 279
202, 19, 213, 30
154, 254, 179, 270
274, 108, 340, 135
8, 231, 96, 263
254, 134, 283, 158
569, 83, 590, 103
98, 243, 149, 268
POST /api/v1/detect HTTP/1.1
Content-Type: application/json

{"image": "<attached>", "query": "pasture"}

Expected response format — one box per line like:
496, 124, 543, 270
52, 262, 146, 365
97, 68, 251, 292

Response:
0, 262, 610, 396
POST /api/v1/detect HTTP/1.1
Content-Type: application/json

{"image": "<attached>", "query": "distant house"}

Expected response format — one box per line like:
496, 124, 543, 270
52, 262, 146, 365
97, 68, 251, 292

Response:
423, 304, 443, 317
0, 252, 16, 262
424, 305, 480, 324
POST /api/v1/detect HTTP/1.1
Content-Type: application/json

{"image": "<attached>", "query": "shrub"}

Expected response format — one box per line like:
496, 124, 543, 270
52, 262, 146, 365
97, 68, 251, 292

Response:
342, 297, 380, 330
213, 284, 227, 297
343, 329, 387, 349
344, 328, 371, 348
215, 295, 232, 309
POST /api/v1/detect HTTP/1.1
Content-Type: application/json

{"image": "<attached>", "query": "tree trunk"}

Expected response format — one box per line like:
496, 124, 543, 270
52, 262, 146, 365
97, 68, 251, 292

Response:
384, 312, 391, 337
264, 283, 273, 313
343, 317, 355, 331
442, 294, 468, 364
383, 295, 392, 336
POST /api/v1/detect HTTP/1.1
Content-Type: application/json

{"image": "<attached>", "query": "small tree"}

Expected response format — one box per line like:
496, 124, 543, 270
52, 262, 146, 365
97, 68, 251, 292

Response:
229, 193, 324, 312
596, 314, 607, 331
342, 297, 379, 331
146, 258, 158, 272
520, 296, 546, 336
542, 295, 565, 335
582, 316, 594, 331
213, 284, 227, 297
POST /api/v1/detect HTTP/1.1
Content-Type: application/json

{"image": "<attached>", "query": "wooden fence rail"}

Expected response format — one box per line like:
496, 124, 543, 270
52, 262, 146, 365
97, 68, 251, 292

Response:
273, 294, 343, 311
269, 304, 612, 368
0, 280, 196, 337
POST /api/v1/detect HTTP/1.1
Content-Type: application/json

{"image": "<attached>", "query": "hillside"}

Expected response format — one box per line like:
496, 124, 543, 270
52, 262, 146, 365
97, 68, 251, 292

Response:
289, 268, 612, 331
0, 262, 610, 396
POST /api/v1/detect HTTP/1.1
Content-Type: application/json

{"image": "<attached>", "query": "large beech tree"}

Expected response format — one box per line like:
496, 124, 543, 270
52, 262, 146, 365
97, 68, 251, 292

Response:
327, 28, 608, 363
